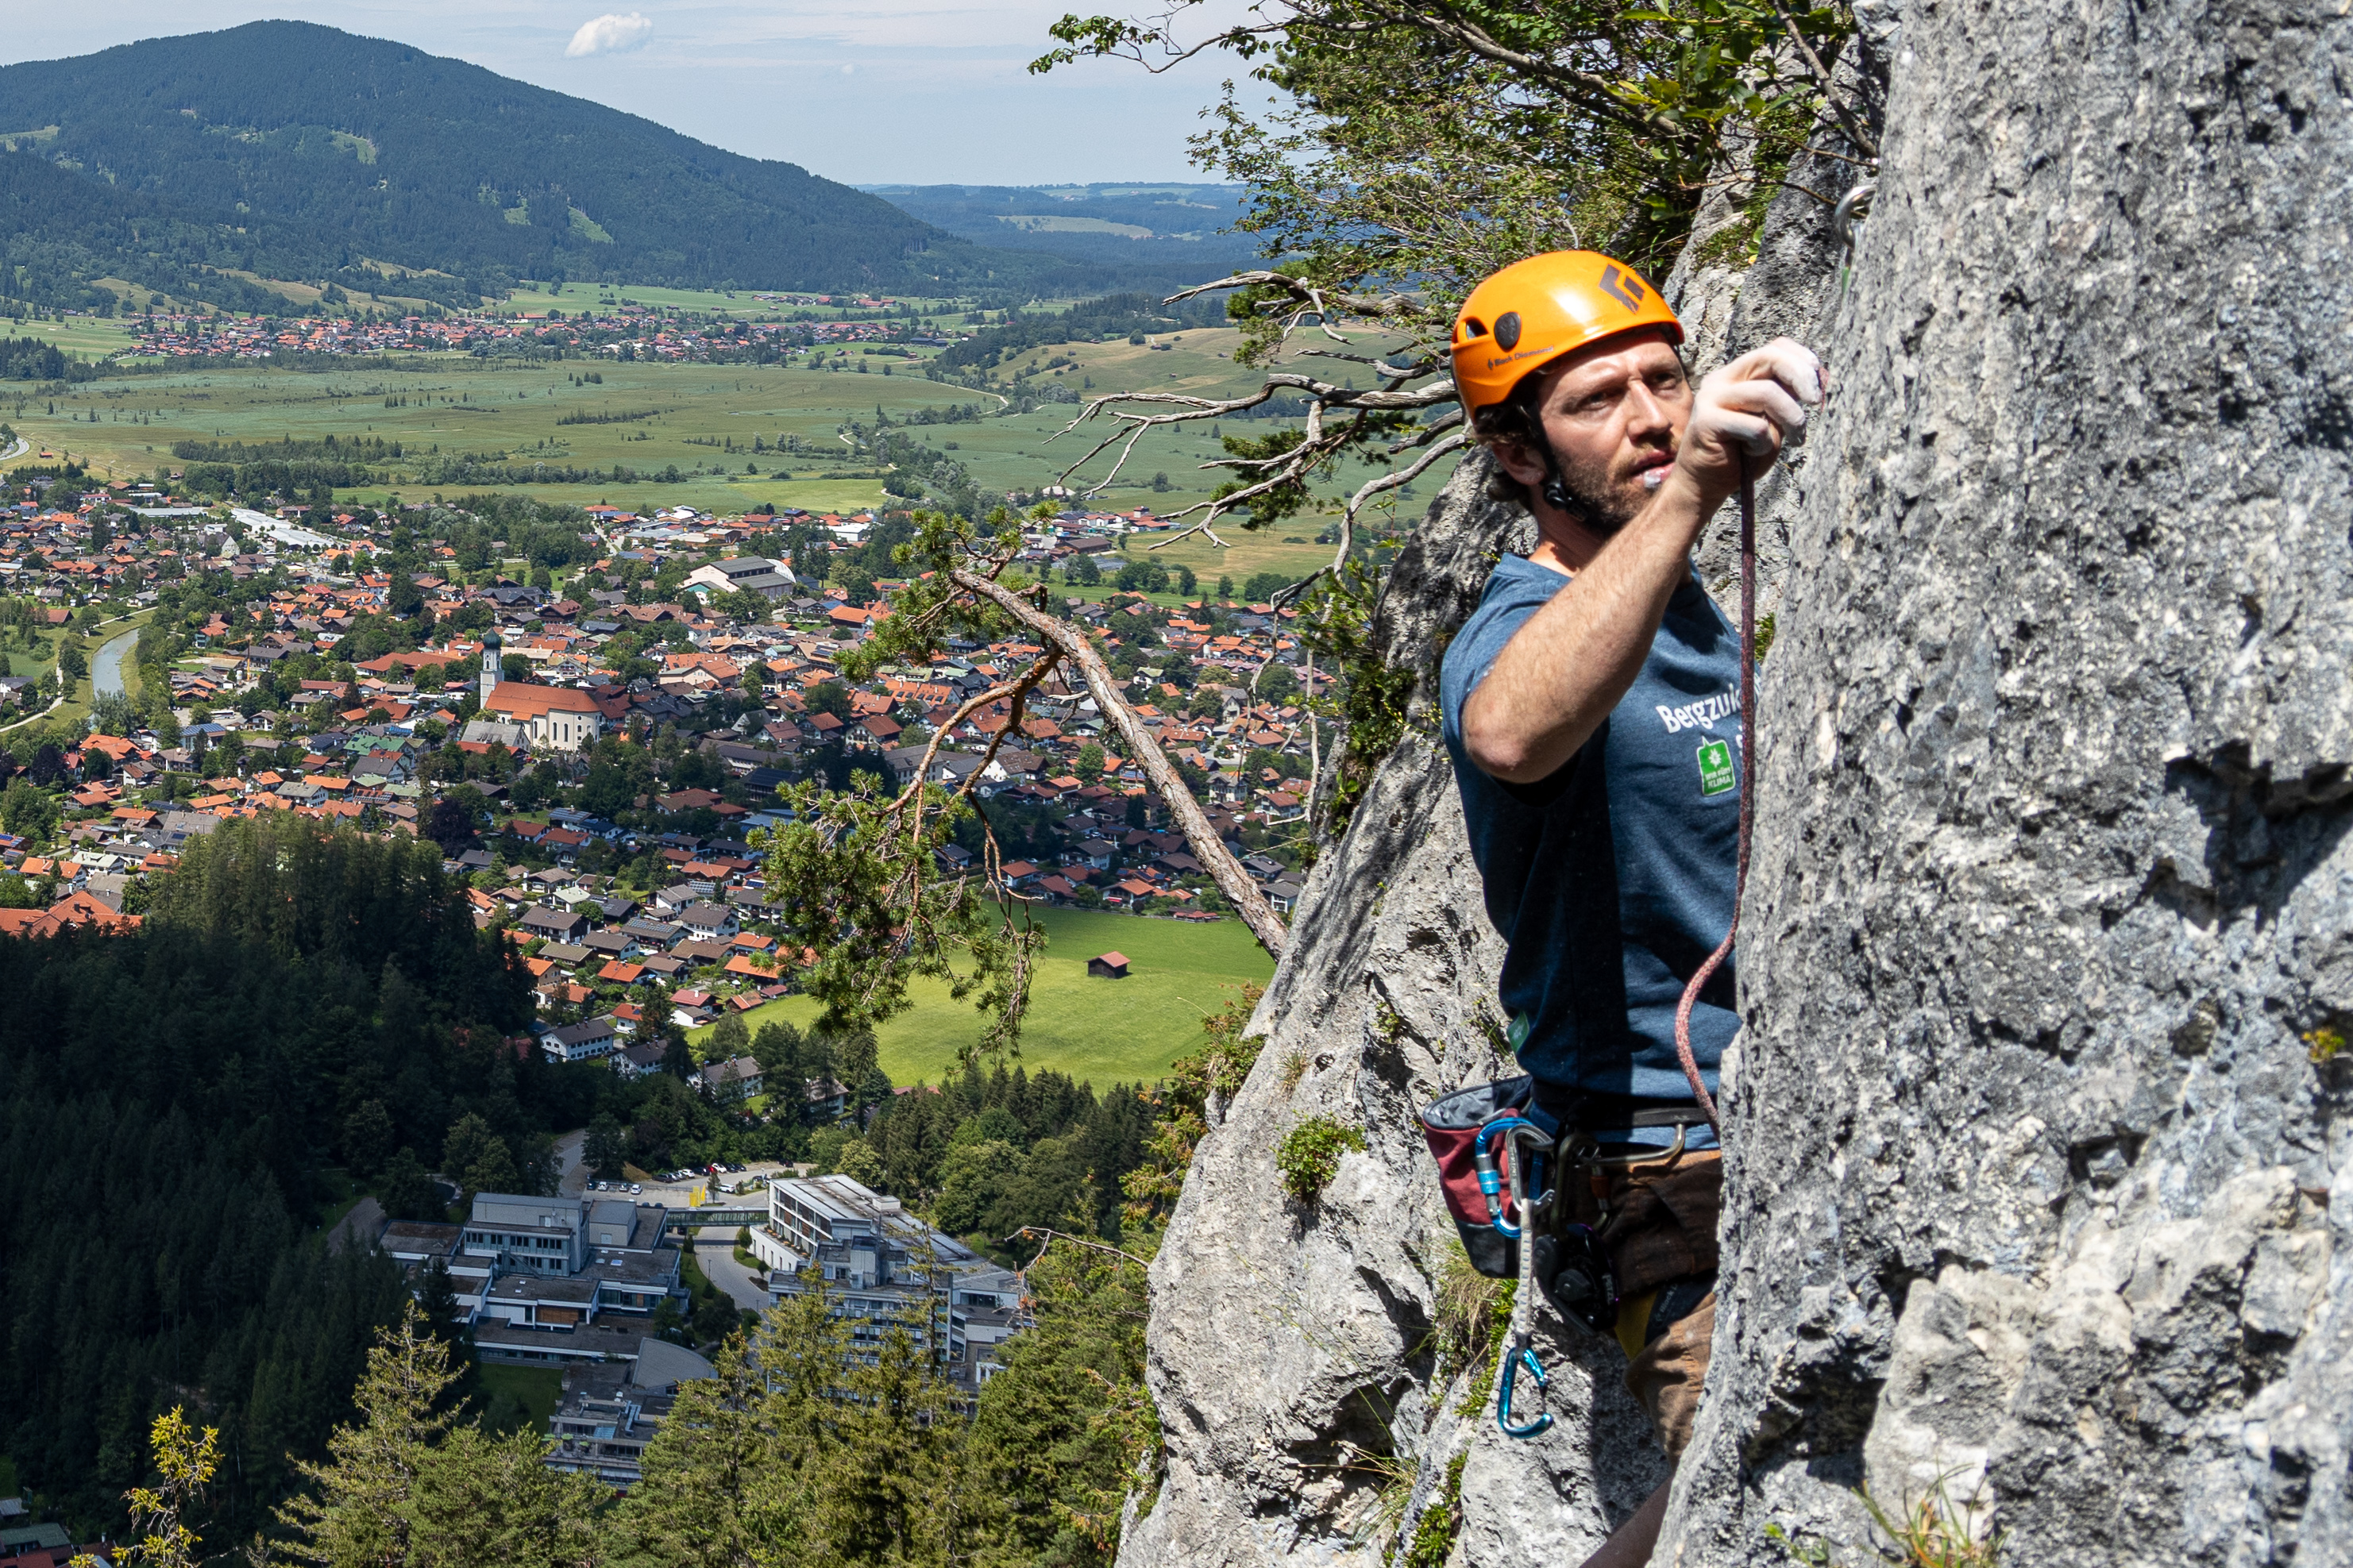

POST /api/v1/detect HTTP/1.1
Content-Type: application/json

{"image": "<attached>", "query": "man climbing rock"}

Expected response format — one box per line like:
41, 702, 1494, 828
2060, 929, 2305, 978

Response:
1438, 251, 1823, 1568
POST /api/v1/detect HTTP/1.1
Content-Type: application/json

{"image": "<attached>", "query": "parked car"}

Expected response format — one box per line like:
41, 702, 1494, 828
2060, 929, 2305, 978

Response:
630, 1182, 642, 1194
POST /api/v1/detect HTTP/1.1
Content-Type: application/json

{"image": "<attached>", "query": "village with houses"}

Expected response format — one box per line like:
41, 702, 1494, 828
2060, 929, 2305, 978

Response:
0, 464, 1310, 1505
1, 473, 1321, 944
104, 292, 937, 367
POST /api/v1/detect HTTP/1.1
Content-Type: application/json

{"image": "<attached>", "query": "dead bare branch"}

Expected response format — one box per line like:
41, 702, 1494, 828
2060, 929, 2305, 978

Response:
950, 567, 1290, 958
1006, 1227, 1151, 1266
1757, 0, 1880, 160
1164, 270, 1424, 318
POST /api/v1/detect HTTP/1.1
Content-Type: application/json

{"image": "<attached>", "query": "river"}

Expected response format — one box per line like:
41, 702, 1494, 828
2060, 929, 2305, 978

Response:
94, 627, 138, 699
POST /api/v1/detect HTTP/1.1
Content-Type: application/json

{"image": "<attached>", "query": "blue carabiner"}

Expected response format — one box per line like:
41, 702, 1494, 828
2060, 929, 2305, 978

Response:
1475, 1116, 1541, 1238
1497, 1339, 1553, 1439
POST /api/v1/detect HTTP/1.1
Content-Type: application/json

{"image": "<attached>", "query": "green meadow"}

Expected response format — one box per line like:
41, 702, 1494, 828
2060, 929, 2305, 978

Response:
692, 907, 1275, 1091
0, 301, 1451, 586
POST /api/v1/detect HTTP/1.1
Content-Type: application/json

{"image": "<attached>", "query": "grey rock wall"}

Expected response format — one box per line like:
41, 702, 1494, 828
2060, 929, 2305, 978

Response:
1124, 0, 2353, 1557
1659, 0, 2353, 1555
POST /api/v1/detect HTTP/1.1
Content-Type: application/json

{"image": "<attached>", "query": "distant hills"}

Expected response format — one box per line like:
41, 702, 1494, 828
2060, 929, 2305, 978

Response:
866, 184, 1260, 274
0, 22, 1254, 316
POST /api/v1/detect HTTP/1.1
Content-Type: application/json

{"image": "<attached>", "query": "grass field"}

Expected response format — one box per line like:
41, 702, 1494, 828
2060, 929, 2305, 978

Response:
475, 1364, 565, 1433
693, 907, 1274, 1089
0, 301, 1452, 576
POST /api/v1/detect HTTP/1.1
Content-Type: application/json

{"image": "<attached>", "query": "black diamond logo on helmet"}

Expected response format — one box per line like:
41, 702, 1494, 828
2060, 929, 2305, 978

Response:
1494, 311, 1522, 351
1599, 265, 1644, 311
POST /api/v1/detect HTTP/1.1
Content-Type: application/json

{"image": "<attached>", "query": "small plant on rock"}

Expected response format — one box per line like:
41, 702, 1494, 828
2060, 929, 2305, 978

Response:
1766, 1471, 2002, 1568
1275, 1114, 1367, 1202
1402, 1452, 1468, 1568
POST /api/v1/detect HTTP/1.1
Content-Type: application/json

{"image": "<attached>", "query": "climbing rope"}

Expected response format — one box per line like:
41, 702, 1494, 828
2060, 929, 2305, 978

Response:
1671, 460, 1759, 1136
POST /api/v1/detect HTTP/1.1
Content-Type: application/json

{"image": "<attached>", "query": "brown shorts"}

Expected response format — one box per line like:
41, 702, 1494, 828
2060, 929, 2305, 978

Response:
1568, 1147, 1722, 1459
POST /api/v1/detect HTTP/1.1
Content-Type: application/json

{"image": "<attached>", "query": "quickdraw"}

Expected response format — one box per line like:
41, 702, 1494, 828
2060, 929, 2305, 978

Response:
1494, 1118, 1560, 1439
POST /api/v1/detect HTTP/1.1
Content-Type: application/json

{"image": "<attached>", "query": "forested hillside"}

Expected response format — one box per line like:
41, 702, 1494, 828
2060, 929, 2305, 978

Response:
0, 21, 1097, 310
867, 183, 1261, 288
0, 816, 538, 1535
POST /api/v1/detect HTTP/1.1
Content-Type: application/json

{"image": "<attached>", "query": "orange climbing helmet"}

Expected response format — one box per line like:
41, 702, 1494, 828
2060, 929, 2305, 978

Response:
1451, 251, 1683, 418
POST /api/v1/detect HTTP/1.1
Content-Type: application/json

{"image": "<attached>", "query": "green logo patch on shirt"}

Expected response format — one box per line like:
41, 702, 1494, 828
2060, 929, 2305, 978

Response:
1695, 738, 1737, 796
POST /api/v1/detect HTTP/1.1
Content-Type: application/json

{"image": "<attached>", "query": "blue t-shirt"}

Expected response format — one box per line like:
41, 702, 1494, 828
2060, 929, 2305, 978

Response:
1439, 553, 1743, 1129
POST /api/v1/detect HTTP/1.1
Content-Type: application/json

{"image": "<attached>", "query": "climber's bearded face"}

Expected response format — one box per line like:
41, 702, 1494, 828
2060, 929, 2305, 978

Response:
1515, 330, 1693, 536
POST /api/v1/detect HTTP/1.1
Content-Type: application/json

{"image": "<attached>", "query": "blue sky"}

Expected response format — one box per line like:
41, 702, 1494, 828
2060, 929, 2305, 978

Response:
0, 2, 1256, 186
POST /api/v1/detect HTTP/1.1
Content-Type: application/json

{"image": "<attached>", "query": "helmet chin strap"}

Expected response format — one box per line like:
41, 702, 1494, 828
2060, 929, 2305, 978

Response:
1536, 439, 1587, 522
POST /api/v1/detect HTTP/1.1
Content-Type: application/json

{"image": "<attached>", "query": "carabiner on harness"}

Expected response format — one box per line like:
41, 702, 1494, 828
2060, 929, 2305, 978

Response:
1473, 1115, 1545, 1238
1497, 1332, 1553, 1439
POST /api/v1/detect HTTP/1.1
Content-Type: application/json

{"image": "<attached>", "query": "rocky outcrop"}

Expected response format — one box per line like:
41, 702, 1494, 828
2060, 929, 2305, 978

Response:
1659, 0, 2353, 1555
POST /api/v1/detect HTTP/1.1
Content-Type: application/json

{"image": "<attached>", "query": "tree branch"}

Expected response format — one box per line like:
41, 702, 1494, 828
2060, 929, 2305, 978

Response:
1005, 1226, 1152, 1266
948, 568, 1290, 958
1758, 0, 1879, 160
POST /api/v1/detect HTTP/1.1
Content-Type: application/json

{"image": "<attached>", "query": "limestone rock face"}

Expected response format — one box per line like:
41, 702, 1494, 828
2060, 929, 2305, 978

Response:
1659, 0, 2353, 1555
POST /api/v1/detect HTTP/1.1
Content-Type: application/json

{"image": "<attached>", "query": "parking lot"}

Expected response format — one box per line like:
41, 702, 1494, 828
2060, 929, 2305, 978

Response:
583, 1160, 804, 1209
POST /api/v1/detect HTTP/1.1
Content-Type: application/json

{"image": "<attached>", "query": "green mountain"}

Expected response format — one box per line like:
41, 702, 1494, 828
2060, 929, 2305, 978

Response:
863, 183, 1261, 273
0, 21, 1087, 312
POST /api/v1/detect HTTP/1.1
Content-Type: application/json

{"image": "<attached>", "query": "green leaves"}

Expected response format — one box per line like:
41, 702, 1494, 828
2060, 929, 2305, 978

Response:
1273, 1113, 1368, 1202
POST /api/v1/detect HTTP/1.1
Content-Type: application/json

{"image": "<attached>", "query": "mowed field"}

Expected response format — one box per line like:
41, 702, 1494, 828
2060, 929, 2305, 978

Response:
0, 302, 1450, 587
691, 908, 1275, 1091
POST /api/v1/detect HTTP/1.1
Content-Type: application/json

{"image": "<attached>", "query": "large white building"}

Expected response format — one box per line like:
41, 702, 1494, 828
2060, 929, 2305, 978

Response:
685, 555, 795, 600
751, 1173, 1025, 1389
482, 683, 608, 752
377, 1190, 685, 1365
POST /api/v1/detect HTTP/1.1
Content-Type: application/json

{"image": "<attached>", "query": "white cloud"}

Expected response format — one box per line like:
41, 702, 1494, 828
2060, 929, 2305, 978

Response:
565, 12, 654, 57
840, 64, 854, 75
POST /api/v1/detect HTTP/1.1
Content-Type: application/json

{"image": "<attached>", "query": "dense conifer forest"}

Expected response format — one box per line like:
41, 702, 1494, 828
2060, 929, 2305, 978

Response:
0, 811, 1225, 1559
0, 817, 536, 1534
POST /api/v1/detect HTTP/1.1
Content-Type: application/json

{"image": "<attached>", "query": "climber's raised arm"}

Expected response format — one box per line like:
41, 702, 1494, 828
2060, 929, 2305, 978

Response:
1459, 334, 1823, 784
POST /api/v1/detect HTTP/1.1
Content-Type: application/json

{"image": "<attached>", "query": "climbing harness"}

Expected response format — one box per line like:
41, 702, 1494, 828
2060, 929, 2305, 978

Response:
1668, 460, 1759, 1136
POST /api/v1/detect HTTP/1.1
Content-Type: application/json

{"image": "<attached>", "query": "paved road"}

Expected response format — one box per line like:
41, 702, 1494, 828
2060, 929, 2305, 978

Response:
692, 1226, 770, 1312
554, 1128, 588, 1196
93, 628, 138, 699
